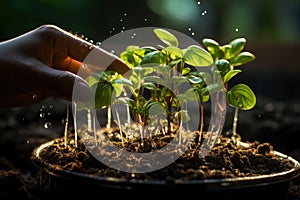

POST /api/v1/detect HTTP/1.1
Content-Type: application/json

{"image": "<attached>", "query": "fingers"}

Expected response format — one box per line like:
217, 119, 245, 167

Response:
33, 62, 91, 102
56, 26, 131, 75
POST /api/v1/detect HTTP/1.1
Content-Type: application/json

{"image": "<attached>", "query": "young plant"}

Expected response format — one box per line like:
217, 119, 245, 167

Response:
118, 28, 216, 145
77, 28, 256, 150
202, 37, 256, 144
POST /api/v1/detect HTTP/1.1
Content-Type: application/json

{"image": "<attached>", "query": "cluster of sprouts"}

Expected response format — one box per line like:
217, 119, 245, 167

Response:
67, 28, 256, 149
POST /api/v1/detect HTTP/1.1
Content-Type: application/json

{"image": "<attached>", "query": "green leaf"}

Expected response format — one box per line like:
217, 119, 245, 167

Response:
223, 69, 242, 83
215, 59, 232, 78
154, 28, 179, 47
220, 44, 232, 60
229, 38, 246, 58
146, 102, 166, 117
202, 38, 221, 60
120, 45, 141, 68
94, 82, 114, 109
175, 110, 190, 123
226, 84, 256, 110
166, 46, 183, 59
223, 69, 241, 83
181, 67, 190, 75
183, 45, 214, 67
230, 52, 255, 66
140, 51, 166, 65
144, 76, 167, 86
171, 76, 188, 86
142, 82, 158, 91
113, 77, 133, 86
135, 46, 158, 57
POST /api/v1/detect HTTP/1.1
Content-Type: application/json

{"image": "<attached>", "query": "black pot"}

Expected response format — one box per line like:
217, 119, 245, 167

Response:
31, 139, 300, 200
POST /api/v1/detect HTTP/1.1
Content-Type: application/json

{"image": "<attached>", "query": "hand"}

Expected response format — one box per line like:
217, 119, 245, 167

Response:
0, 24, 130, 107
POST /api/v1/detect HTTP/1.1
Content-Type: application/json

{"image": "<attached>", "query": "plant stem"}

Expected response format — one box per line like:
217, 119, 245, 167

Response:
72, 102, 78, 148
114, 105, 124, 147
87, 109, 92, 133
232, 107, 239, 137
92, 110, 98, 146
64, 104, 69, 148
107, 105, 111, 129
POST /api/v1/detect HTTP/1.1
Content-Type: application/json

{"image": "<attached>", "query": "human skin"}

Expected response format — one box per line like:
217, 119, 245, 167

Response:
0, 24, 130, 107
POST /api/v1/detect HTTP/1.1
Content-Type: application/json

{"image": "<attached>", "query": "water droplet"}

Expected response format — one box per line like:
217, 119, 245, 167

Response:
197, 1, 201, 5
89, 40, 94, 44
96, 42, 101, 46
47, 112, 51, 116
49, 104, 53, 109
122, 26, 126, 30
26, 140, 30, 144
201, 10, 207, 16
144, 18, 148, 21
61, 118, 66, 125
32, 94, 38, 101
111, 50, 115, 54
124, 13, 127, 16
235, 28, 239, 32
120, 19, 123, 22
188, 27, 192, 31
44, 122, 52, 129
39, 113, 45, 118
191, 32, 195, 36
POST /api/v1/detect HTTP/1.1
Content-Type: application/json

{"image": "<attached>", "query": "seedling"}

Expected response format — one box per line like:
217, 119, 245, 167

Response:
75, 28, 256, 149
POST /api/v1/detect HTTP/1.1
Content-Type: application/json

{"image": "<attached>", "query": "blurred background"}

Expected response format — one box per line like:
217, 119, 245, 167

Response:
1, 0, 300, 165
1, 0, 299, 100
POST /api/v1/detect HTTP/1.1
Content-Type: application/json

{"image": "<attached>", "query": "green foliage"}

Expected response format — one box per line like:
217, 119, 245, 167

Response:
82, 28, 257, 136
202, 37, 256, 110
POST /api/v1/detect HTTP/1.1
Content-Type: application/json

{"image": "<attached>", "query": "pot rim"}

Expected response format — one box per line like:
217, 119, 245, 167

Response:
31, 139, 300, 191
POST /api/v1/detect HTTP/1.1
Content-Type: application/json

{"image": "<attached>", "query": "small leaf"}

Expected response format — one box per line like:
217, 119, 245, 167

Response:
226, 84, 256, 110
142, 82, 158, 91
175, 110, 190, 123
181, 67, 190, 75
223, 69, 241, 83
135, 46, 158, 57
220, 44, 232, 60
183, 45, 214, 67
94, 82, 114, 109
215, 59, 231, 78
113, 77, 133, 86
154, 28, 179, 47
140, 51, 166, 65
229, 38, 246, 58
230, 52, 255, 66
166, 46, 183, 59
120, 45, 141, 68
202, 38, 219, 57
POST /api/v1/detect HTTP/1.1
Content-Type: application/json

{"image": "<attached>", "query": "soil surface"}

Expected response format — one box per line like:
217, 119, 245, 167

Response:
1, 98, 300, 199
35, 133, 295, 181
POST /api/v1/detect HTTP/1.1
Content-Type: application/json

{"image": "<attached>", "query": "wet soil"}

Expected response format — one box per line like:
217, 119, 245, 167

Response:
1, 98, 300, 199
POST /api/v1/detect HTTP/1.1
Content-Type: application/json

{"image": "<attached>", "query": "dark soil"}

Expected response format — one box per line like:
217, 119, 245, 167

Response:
36, 132, 296, 181
1, 98, 300, 199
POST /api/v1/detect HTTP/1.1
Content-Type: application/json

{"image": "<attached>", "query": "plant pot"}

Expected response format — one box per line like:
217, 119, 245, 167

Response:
31, 136, 300, 200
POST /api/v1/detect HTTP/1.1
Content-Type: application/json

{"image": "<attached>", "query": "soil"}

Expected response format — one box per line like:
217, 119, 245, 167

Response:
1, 98, 300, 199
36, 132, 295, 181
